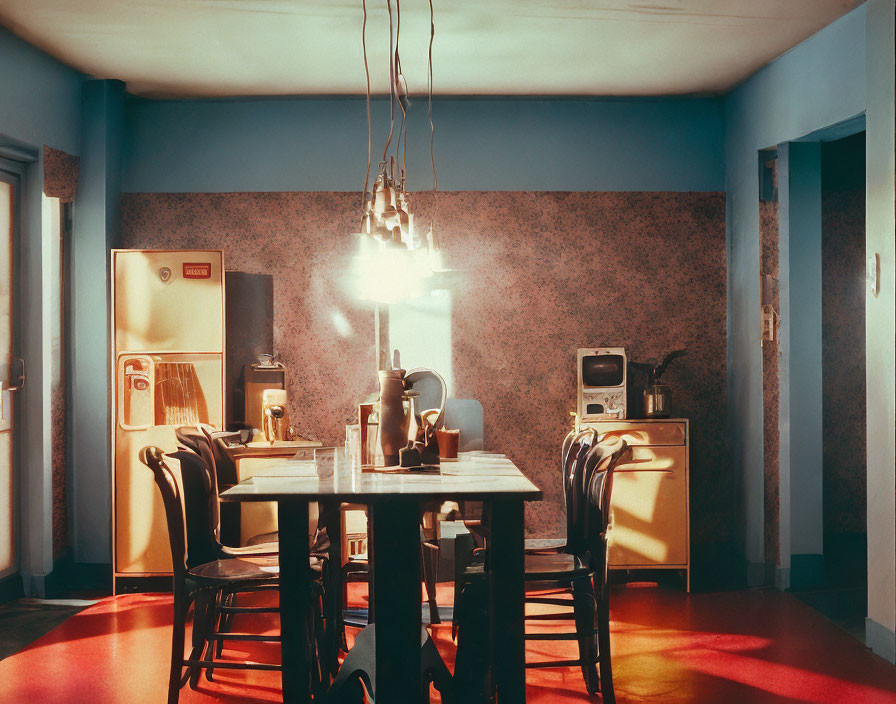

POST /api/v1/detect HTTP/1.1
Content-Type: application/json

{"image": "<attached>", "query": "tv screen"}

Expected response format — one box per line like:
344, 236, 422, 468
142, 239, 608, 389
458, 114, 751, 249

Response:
582, 354, 624, 387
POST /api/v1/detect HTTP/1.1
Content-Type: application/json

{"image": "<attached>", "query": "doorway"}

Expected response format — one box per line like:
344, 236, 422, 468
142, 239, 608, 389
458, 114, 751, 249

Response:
770, 129, 868, 642
816, 131, 867, 640
0, 161, 24, 600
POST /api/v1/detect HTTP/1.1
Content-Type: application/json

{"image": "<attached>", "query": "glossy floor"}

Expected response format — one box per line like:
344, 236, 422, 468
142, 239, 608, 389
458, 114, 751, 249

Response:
1, 583, 895, 703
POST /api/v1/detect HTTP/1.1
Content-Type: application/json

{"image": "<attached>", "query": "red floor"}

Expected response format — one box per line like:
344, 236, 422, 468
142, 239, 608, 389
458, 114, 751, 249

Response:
1, 584, 895, 703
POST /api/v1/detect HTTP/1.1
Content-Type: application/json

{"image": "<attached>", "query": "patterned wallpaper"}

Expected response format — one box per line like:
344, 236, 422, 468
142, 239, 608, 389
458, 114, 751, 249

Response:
821, 189, 866, 536
120, 191, 729, 544
43, 146, 79, 202
43, 146, 79, 560
759, 195, 780, 570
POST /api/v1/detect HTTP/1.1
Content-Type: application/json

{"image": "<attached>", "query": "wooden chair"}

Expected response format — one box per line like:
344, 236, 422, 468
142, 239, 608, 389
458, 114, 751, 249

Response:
525, 427, 598, 554
452, 428, 599, 638
140, 446, 327, 702
178, 425, 280, 549
171, 439, 280, 654
339, 510, 442, 632
198, 425, 244, 546
454, 436, 628, 701
582, 440, 623, 702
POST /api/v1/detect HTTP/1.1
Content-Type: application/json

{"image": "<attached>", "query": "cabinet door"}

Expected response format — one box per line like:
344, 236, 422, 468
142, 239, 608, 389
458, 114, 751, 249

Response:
607, 445, 688, 567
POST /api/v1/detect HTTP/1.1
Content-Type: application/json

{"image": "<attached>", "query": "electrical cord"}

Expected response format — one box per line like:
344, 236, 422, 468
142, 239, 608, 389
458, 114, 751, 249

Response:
361, 0, 372, 218
382, 0, 395, 166
428, 0, 438, 239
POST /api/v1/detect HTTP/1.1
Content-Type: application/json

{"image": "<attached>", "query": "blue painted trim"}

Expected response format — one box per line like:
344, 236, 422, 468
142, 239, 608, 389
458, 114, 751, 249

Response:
122, 96, 724, 193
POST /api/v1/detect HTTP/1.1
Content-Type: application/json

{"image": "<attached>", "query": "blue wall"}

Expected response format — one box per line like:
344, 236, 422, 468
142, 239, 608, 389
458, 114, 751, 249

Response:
723, 4, 867, 584
0, 26, 81, 155
122, 96, 724, 192
0, 26, 83, 594
70, 80, 126, 566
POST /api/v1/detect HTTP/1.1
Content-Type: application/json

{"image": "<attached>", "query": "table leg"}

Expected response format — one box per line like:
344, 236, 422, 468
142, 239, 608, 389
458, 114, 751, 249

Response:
371, 499, 422, 702
367, 505, 375, 624
490, 497, 526, 702
320, 499, 342, 677
279, 500, 311, 704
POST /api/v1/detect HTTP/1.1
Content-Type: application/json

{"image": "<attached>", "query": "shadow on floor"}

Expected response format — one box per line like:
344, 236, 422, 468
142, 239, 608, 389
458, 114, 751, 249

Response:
789, 532, 867, 644
0, 598, 94, 660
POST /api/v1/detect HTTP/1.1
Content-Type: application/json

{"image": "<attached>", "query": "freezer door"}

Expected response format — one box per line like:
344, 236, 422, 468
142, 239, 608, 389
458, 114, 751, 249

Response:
113, 250, 224, 353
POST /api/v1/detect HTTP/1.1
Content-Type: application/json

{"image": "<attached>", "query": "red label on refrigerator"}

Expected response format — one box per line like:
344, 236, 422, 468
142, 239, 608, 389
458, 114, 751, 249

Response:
183, 262, 212, 279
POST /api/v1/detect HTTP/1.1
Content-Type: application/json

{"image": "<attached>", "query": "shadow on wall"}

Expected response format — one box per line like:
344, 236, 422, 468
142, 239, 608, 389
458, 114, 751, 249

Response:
119, 190, 729, 548
821, 133, 866, 543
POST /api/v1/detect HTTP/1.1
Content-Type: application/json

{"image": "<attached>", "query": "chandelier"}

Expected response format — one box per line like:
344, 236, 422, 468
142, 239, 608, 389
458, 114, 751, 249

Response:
353, 0, 441, 304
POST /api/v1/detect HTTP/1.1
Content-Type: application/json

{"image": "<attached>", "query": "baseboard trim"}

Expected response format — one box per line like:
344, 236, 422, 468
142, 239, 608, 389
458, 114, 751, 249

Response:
44, 560, 112, 598
775, 566, 791, 591
0, 573, 24, 604
23, 574, 47, 598
746, 561, 766, 587
866, 617, 896, 663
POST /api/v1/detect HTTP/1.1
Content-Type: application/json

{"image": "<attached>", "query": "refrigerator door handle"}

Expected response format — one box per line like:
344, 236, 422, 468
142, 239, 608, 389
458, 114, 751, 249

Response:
118, 355, 155, 431
0, 358, 25, 421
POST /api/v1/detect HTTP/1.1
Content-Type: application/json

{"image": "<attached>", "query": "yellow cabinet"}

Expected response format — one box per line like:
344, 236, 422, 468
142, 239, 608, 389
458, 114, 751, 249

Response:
584, 419, 690, 591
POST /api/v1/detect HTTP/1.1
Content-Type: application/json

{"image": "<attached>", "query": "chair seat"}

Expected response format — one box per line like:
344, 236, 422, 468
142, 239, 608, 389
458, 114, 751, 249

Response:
524, 552, 590, 581
245, 531, 279, 547
245, 529, 330, 553
188, 555, 324, 584
222, 542, 278, 557
524, 537, 567, 553
189, 556, 280, 584
461, 551, 590, 582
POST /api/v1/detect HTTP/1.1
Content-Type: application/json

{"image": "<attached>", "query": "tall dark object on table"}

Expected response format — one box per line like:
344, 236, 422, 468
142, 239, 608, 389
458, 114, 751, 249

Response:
630, 349, 687, 418
378, 367, 408, 466
225, 272, 274, 428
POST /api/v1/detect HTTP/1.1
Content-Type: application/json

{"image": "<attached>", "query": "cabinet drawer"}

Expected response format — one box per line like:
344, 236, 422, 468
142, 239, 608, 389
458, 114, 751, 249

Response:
591, 421, 686, 446
607, 445, 688, 567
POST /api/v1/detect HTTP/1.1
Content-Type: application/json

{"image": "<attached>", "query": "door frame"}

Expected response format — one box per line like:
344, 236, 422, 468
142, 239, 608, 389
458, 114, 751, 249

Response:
771, 115, 868, 594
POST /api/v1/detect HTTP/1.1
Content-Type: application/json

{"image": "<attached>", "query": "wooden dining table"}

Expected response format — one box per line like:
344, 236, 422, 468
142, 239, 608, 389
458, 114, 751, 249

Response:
220, 450, 542, 703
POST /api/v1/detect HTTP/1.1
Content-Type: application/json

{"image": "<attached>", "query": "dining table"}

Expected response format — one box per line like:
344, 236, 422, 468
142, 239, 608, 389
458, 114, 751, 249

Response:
220, 449, 542, 704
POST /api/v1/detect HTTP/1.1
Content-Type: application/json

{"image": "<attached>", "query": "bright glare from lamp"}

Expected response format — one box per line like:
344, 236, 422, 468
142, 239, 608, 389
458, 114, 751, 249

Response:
352, 234, 437, 304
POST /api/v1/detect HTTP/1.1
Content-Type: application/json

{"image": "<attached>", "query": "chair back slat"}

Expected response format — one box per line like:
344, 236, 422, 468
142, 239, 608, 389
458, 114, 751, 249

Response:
584, 440, 630, 579
562, 428, 600, 555
176, 425, 222, 538
168, 448, 224, 569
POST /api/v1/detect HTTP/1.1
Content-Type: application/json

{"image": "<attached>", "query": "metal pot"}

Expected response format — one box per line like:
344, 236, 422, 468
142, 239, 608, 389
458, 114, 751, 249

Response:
643, 383, 671, 418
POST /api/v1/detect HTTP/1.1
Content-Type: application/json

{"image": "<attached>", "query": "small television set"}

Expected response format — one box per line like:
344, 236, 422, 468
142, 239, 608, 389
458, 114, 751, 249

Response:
577, 347, 627, 420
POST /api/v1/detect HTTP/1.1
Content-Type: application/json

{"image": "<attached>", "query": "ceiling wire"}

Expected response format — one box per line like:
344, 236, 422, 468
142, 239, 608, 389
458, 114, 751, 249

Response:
361, 0, 371, 217
427, 0, 438, 239
381, 0, 395, 167
395, 0, 408, 186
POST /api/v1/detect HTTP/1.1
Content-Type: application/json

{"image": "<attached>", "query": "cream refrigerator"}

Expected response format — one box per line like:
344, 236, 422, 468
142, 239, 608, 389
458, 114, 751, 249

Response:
111, 250, 225, 587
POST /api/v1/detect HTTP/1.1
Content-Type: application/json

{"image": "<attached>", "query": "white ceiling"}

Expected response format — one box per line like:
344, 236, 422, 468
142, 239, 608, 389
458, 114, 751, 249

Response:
0, 0, 864, 98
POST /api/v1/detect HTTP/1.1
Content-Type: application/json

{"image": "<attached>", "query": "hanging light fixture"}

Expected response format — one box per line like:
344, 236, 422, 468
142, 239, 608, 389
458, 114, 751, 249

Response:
353, 0, 441, 305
